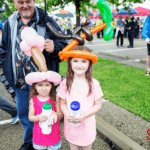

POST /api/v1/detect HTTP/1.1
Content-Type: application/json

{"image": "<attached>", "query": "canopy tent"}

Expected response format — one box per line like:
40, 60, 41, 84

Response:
117, 8, 137, 15
55, 10, 74, 18
134, 7, 150, 16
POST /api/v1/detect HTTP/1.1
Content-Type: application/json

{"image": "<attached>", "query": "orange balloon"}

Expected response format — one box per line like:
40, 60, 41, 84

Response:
59, 50, 98, 64
59, 21, 115, 62
31, 47, 48, 72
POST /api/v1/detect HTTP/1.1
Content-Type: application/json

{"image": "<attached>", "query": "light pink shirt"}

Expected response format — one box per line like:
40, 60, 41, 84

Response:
57, 78, 103, 146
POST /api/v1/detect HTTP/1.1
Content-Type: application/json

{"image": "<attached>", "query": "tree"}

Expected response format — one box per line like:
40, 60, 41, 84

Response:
0, 0, 146, 26
38, 0, 97, 27
0, 0, 16, 17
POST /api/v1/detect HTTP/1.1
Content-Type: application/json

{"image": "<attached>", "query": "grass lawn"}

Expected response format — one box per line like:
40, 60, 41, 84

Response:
59, 57, 150, 121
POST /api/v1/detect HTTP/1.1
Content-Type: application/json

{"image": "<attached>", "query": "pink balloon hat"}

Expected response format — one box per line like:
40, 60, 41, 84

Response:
25, 71, 61, 86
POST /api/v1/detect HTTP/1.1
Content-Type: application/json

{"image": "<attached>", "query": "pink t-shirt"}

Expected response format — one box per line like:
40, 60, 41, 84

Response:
57, 78, 103, 146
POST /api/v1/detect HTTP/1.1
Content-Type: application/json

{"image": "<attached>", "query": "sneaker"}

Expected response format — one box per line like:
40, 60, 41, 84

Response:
146, 72, 150, 76
19, 143, 34, 150
11, 115, 19, 124
121, 45, 124, 47
117, 45, 119, 47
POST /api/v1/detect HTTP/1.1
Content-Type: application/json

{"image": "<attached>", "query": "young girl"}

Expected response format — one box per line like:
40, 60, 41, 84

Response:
26, 71, 63, 150
57, 46, 103, 150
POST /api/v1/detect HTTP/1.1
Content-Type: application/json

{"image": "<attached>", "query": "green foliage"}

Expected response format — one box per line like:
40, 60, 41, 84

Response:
0, 13, 7, 21
0, 0, 146, 21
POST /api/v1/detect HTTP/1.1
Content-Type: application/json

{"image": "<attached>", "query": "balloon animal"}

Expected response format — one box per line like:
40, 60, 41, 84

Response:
21, 0, 114, 74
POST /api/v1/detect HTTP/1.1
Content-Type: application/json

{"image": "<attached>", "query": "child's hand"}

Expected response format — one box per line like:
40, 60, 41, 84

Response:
50, 112, 57, 125
38, 113, 48, 122
71, 112, 86, 124
65, 112, 75, 123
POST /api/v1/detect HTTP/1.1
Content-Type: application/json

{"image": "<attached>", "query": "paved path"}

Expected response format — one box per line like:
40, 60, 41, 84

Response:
85, 36, 147, 70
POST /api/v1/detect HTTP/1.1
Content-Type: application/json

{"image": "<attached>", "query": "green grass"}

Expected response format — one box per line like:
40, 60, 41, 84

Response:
59, 57, 150, 121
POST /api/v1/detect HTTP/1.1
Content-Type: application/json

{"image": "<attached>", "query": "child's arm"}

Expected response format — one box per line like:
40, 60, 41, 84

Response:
55, 96, 64, 120
71, 97, 102, 124
28, 99, 48, 122
60, 98, 75, 122
83, 97, 102, 118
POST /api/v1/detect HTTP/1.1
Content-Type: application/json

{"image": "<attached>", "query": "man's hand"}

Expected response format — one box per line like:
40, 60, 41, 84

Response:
44, 39, 54, 53
129, 27, 131, 30
145, 38, 149, 44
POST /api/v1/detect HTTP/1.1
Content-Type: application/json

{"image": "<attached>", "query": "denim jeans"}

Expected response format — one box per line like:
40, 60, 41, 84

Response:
15, 86, 33, 144
0, 96, 17, 118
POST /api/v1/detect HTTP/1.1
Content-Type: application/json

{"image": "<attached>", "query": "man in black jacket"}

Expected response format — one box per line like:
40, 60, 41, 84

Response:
0, 0, 68, 149
127, 13, 136, 48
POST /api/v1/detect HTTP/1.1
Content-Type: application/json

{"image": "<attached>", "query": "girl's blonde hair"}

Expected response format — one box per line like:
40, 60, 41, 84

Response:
66, 45, 93, 96
30, 81, 56, 102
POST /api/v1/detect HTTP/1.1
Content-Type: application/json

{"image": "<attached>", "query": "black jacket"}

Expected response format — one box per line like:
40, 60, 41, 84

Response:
127, 17, 136, 31
0, 7, 68, 89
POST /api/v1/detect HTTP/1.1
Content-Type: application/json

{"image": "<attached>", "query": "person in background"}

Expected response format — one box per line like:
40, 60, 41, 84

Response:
0, 0, 68, 149
116, 15, 124, 47
0, 27, 2, 43
112, 18, 117, 39
62, 17, 66, 34
55, 18, 59, 24
96, 18, 103, 38
58, 17, 64, 33
134, 17, 140, 38
127, 13, 136, 48
66, 17, 72, 40
89, 18, 93, 44
0, 22, 4, 43
0, 96, 18, 124
124, 17, 128, 38
70, 19, 74, 32
142, 16, 150, 76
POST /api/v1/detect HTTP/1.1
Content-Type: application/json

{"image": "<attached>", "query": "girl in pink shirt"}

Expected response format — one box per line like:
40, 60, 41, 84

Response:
57, 46, 103, 150
26, 71, 63, 150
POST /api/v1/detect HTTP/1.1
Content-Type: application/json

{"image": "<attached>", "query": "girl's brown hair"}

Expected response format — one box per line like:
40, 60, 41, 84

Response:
66, 45, 93, 96
30, 81, 56, 102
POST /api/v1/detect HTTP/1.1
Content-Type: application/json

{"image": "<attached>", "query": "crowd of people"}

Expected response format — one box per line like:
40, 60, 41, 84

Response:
53, 17, 74, 35
113, 13, 140, 48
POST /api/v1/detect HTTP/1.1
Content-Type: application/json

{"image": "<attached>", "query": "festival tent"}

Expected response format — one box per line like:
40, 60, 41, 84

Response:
134, 7, 150, 16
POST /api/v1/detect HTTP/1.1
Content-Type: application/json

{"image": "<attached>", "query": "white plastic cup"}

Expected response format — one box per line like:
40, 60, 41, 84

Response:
70, 101, 81, 127
42, 102, 52, 135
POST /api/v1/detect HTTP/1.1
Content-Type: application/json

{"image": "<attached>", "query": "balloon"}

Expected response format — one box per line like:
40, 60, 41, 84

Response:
20, 40, 31, 52
25, 71, 61, 86
31, 47, 48, 72
24, 35, 37, 47
35, 36, 45, 49
59, 50, 98, 64
97, 0, 114, 41
20, 27, 47, 71
21, 27, 37, 41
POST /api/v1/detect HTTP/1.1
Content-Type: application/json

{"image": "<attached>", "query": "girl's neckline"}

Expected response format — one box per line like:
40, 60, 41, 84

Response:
71, 84, 88, 93
36, 96, 50, 103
